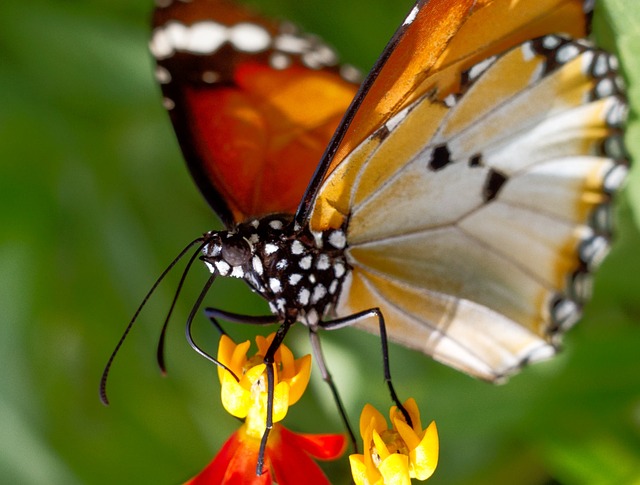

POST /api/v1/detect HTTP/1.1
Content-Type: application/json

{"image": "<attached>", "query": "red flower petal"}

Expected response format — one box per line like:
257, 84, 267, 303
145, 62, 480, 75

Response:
268, 432, 331, 485
184, 431, 272, 485
279, 427, 346, 460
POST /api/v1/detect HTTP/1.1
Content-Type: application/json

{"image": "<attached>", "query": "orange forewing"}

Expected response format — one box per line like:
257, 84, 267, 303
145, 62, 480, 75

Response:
314, 0, 589, 227
153, 0, 358, 226
186, 64, 357, 222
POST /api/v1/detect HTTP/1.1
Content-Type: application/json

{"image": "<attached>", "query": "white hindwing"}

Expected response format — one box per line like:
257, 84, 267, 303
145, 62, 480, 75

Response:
319, 35, 627, 380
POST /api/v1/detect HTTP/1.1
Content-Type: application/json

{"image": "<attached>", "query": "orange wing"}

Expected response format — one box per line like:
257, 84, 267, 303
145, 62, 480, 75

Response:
151, 0, 359, 227
305, 0, 590, 230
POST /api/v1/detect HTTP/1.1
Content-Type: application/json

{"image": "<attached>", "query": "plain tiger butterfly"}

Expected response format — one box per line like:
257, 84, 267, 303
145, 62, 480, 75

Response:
142, 0, 627, 378
101, 0, 628, 461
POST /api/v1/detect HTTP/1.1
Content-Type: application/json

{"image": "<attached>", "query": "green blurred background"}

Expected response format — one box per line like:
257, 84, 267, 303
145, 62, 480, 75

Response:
1, 0, 639, 483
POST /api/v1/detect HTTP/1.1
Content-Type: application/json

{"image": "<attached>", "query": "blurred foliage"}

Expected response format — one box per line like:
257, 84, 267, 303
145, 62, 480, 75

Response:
0, 0, 639, 484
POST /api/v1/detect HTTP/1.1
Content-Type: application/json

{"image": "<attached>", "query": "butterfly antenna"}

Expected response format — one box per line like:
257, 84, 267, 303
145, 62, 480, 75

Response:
184, 272, 239, 381
99, 236, 205, 406
156, 239, 209, 374
257, 318, 294, 476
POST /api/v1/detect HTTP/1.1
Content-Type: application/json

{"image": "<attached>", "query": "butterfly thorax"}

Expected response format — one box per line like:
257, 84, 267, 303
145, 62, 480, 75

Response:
201, 214, 349, 328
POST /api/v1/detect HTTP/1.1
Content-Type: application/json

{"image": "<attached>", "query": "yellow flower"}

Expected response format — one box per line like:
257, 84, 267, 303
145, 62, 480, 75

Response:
216, 333, 311, 437
350, 398, 438, 484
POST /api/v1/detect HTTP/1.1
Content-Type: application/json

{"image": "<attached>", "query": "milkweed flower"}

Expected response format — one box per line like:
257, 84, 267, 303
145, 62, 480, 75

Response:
184, 333, 346, 484
216, 333, 312, 433
349, 398, 438, 485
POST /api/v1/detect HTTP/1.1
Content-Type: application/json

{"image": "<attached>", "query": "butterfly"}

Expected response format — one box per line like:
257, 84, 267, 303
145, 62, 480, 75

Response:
146, 0, 627, 386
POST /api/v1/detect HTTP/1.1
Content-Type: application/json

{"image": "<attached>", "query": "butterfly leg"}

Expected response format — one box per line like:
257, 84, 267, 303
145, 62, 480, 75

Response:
257, 317, 295, 476
308, 329, 358, 453
320, 308, 412, 426
203, 307, 280, 335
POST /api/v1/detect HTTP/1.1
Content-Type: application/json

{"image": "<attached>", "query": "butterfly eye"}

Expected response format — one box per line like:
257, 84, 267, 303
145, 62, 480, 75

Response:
221, 235, 252, 266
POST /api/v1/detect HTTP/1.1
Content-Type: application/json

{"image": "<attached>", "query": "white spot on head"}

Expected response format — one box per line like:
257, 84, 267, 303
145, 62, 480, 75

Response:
214, 260, 231, 276
269, 278, 282, 293
252, 256, 264, 275
403, 6, 419, 25
229, 22, 271, 53
311, 284, 327, 304
328, 230, 346, 249
298, 288, 310, 306
204, 261, 216, 274
249, 233, 260, 244
264, 243, 279, 255
299, 255, 312, 270
289, 273, 303, 286
231, 266, 245, 278
291, 240, 305, 255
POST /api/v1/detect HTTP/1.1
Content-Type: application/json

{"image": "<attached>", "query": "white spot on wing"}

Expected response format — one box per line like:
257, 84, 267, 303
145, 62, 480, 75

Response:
154, 65, 171, 84
188, 21, 228, 54
229, 22, 271, 53
556, 43, 580, 64
289, 273, 302, 285
403, 6, 419, 25
264, 243, 279, 255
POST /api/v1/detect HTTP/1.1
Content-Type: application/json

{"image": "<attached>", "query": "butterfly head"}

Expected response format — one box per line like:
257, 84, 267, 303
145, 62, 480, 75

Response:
201, 215, 350, 328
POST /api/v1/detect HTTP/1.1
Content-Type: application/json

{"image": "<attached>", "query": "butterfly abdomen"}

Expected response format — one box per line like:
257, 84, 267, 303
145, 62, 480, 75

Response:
201, 214, 350, 327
